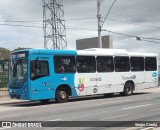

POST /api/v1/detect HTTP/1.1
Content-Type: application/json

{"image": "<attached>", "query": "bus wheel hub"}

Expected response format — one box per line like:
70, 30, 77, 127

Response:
59, 91, 66, 99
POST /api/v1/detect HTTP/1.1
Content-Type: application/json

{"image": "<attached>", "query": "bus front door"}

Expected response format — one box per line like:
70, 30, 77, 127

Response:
30, 56, 54, 100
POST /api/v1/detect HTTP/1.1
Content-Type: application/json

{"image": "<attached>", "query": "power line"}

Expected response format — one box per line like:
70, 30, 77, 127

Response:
110, 0, 148, 15
0, 22, 97, 31
66, 25, 97, 31
1, 22, 160, 42
107, 18, 160, 29
101, 0, 117, 27
105, 29, 160, 43
0, 17, 97, 23
66, 17, 96, 21
100, 0, 105, 5
1, 20, 160, 42
0, 23, 42, 28
141, 39, 160, 44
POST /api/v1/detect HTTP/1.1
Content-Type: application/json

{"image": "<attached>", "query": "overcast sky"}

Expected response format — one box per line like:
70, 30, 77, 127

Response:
0, 0, 160, 56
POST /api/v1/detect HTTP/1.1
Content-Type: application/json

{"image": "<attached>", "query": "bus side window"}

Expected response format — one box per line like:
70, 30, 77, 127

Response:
96, 56, 114, 72
77, 56, 96, 73
30, 60, 49, 80
145, 57, 157, 71
114, 56, 130, 72
130, 57, 144, 71
68, 60, 76, 72
54, 56, 76, 73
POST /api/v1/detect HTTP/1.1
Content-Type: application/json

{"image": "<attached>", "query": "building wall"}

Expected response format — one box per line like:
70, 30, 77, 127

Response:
76, 35, 113, 50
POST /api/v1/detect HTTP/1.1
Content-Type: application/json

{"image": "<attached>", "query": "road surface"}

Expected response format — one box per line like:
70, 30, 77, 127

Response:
0, 87, 160, 130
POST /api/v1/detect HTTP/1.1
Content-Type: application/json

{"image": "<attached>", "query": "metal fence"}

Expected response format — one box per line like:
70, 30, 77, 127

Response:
0, 60, 8, 88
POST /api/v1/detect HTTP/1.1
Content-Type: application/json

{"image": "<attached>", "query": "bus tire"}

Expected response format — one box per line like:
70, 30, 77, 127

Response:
39, 99, 50, 104
123, 82, 134, 96
55, 87, 69, 103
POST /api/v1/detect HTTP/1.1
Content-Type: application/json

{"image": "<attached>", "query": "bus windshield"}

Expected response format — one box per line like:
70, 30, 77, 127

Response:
9, 59, 28, 86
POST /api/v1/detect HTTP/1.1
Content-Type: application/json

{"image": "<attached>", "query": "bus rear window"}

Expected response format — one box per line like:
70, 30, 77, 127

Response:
145, 57, 157, 71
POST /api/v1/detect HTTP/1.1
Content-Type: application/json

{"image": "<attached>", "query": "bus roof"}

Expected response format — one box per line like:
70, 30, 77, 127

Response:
78, 48, 158, 57
12, 48, 158, 57
27, 49, 77, 55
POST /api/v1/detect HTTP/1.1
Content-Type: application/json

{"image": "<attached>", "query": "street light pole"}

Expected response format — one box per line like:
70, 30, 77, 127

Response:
97, 0, 102, 48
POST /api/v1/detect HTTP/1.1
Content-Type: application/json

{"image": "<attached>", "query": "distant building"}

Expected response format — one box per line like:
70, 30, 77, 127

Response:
76, 35, 113, 50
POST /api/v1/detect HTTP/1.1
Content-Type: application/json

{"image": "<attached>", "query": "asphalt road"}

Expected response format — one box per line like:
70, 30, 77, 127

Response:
0, 87, 160, 130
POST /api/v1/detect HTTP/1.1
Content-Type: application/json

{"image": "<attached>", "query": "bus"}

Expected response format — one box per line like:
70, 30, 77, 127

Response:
8, 48, 158, 103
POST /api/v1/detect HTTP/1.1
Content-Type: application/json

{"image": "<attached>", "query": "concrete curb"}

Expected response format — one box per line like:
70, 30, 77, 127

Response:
135, 86, 160, 93
0, 98, 29, 105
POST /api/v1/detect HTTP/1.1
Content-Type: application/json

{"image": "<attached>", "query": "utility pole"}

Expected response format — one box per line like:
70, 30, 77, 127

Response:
97, 0, 102, 48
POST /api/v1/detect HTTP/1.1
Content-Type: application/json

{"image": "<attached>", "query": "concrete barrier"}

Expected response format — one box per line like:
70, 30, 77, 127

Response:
0, 88, 9, 99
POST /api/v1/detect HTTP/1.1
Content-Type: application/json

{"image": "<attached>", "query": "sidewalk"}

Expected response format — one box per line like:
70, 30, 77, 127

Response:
0, 88, 8, 99
135, 86, 160, 93
0, 88, 28, 105
0, 98, 28, 105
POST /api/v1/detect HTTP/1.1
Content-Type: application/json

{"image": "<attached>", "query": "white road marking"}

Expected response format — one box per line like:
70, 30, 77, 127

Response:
122, 104, 152, 110
147, 98, 153, 100
140, 127, 154, 130
151, 108, 160, 111
121, 127, 137, 130
0, 108, 13, 112
0, 128, 11, 130
47, 119, 61, 121
0, 114, 22, 119
0, 107, 21, 112
43, 128, 59, 130
100, 114, 128, 120
90, 99, 132, 107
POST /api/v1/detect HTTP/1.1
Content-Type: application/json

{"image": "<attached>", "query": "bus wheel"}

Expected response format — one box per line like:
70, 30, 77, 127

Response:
39, 99, 50, 104
55, 88, 69, 103
123, 82, 134, 96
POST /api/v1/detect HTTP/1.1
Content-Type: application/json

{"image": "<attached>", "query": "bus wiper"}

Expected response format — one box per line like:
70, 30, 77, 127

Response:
13, 62, 17, 78
12, 59, 22, 78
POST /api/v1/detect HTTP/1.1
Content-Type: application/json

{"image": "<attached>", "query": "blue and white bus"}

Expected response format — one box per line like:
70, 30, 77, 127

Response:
8, 48, 158, 103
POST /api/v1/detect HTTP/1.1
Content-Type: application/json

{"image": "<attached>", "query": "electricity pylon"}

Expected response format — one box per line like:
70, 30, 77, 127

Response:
43, 0, 67, 49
